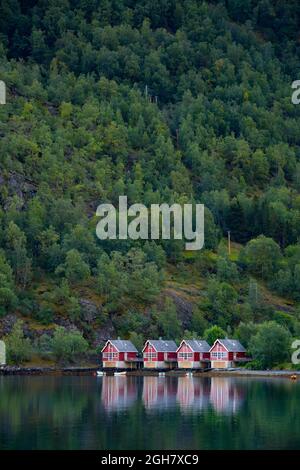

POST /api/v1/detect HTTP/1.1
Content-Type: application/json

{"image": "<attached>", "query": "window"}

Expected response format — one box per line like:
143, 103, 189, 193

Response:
144, 352, 157, 360
103, 352, 118, 360
178, 352, 193, 360
211, 351, 227, 359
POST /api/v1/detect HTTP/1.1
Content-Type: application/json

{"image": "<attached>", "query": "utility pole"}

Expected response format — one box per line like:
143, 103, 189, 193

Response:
0, 80, 6, 105
227, 230, 231, 256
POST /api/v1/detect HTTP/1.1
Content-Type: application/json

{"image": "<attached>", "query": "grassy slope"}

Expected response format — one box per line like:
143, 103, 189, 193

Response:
19, 241, 295, 344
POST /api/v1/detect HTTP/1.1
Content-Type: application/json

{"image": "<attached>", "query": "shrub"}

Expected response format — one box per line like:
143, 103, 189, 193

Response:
5, 320, 32, 364
35, 306, 54, 325
51, 327, 89, 362
244, 360, 263, 370
203, 325, 226, 346
249, 321, 291, 369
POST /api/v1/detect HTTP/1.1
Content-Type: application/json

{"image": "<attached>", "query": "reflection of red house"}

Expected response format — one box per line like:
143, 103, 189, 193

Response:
177, 377, 197, 409
142, 376, 177, 409
177, 340, 211, 369
101, 376, 137, 411
177, 377, 211, 410
143, 340, 177, 369
209, 339, 250, 369
210, 377, 245, 414
101, 339, 138, 369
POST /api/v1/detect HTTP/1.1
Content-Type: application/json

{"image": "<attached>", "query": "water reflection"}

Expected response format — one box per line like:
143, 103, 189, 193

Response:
142, 377, 177, 410
1, 376, 300, 449
100, 375, 245, 415
101, 376, 137, 411
210, 377, 245, 414
176, 376, 211, 411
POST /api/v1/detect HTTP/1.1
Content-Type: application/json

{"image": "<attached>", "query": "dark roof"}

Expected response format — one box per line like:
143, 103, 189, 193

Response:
104, 340, 138, 353
179, 339, 211, 352
214, 339, 246, 352
145, 340, 177, 352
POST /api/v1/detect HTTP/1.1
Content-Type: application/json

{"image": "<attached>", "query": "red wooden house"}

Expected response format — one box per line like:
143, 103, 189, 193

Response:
209, 339, 249, 369
177, 339, 211, 369
143, 340, 177, 369
101, 339, 139, 369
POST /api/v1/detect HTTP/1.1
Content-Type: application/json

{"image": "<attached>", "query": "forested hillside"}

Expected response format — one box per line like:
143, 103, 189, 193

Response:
1, 0, 300, 366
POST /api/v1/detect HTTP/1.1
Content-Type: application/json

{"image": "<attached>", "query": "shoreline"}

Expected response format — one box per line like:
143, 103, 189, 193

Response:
200, 369, 300, 378
0, 366, 99, 376
1, 365, 299, 378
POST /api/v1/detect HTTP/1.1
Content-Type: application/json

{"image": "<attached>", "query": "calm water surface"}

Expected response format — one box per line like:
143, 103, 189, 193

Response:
0, 375, 299, 450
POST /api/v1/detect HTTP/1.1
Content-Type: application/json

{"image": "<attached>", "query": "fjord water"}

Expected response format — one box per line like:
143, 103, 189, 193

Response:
0, 375, 299, 450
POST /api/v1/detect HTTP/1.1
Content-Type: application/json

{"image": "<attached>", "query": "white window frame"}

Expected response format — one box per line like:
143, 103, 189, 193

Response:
211, 351, 227, 359
178, 352, 193, 360
103, 352, 118, 360
144, 352, 157, 360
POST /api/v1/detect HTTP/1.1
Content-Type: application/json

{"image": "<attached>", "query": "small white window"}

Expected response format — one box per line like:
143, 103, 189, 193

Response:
178, 352, 193, 360
103, 352, 118, 360
144, 352, 157, 360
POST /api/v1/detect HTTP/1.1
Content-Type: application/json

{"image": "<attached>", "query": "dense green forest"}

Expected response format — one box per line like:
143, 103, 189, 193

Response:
1, 0, 300, 366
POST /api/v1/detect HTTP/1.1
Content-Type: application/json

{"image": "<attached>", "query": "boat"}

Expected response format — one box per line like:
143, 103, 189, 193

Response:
96, 371, 105, 377
114, 371, 127, 376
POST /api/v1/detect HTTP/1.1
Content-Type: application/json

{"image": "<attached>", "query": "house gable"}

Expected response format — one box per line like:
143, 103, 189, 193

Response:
102, 341, 119, 354
143, 341, 157, 353
210, 339, 228, 353
210, 339, 246, 354
177, 340, 193, 354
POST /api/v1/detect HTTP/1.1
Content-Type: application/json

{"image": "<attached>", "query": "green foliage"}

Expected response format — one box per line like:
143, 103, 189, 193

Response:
51, 327, 89, 363
128, 331, 144, 352
244, 359, 264, 370
113, 309, 149, 336
35, 306, 54, 325
5, 320, 32, 364
249, 321, 291, 369
1, 0, 300, 355
98, 252, 129, 312
203, 325, 226, 346
143, 241, 166, 269
56, 249, 90, 283
0, 251, 17, 316
5, 222, 32, 288
191, 307, 208, 336
194, 250, 216, 276
216, 256, 239, 283
270, 243, 300, 300
35, 334, 52, 358
207, 278, 238, 328
98, 249, 163, 312
272, 311, 295, 333
182, 330, 202, 340
248, 279, 262, 311
40, 279, 81, 322
156, 298, 182, 339
235, 321, 259, 349
241, 236, 282, 280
